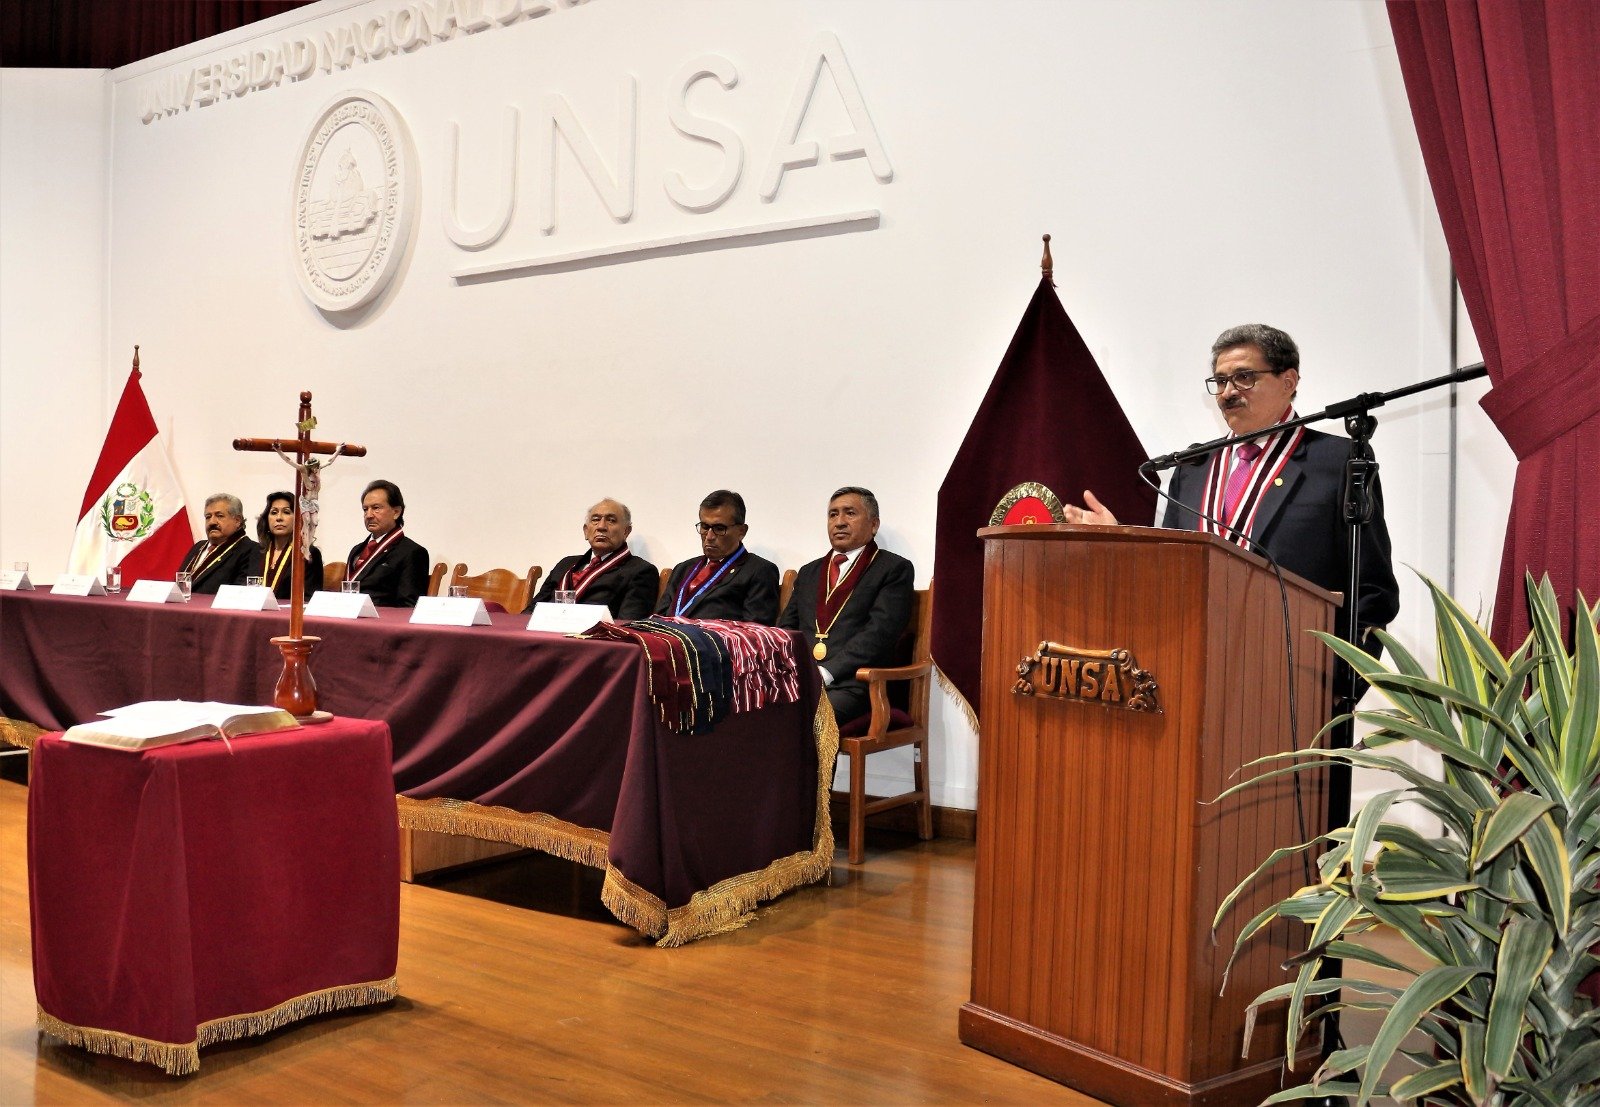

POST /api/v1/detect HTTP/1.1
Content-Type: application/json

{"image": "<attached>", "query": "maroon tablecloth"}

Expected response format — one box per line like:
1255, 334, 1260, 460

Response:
27, 716, 399, 1074
1, 590, 835, 945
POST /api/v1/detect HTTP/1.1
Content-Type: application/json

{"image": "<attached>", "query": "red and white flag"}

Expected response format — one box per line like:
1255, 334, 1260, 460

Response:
66, 353, 194, 584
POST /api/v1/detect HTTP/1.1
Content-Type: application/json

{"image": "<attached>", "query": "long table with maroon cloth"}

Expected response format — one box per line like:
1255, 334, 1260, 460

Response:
28, 716, 399, 1074
0, 589, 837, 946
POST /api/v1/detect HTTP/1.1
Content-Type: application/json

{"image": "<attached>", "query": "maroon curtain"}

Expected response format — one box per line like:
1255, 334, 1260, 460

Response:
1387, 1, 1600, 648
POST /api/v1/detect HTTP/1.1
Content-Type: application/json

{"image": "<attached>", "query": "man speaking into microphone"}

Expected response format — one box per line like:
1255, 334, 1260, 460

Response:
1066, 323, 1399, 652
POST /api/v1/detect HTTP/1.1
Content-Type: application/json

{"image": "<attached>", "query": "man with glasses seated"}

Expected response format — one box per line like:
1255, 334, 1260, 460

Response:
1065, 323, 1399, 650
525, 497, 659, 620
656, 489, 781, 624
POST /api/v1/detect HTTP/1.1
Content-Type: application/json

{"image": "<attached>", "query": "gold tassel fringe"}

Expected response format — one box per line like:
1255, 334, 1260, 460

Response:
37, 977, 396, 1075
932, 662, 980, 734
0, 715, 44, 751
600, 695, 840, 947
397, 796, 610, 868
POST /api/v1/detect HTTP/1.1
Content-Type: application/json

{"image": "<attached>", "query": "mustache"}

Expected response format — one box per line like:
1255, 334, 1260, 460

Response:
1222, 397, 1247, 410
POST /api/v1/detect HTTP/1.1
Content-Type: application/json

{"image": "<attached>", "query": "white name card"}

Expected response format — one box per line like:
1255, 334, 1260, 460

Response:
527, 601, 612, 634
0, 569, 33, 591
212, 584, 281, 612
410, 596, 491, 626
51, 574, 108, 597
126, 579, 183, 603
304, 590, 379, 619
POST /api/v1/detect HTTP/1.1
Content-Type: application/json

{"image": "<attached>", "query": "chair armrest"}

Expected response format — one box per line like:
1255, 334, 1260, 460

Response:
853, 661, 932, 684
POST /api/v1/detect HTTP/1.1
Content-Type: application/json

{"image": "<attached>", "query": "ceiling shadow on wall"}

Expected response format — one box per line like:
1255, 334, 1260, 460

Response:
450, 212, 881, 286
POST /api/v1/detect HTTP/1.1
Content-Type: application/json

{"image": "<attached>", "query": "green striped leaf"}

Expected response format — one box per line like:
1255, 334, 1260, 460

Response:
1529, 575, 1570, 736
1388, 1060, 1462, 1102
1353, 710, 1495, 774
1484, 915, 1553, 1078
1356, 965, 1484, 1106
1472, 791, 1556, 870
1347, 790, 1403, 891
1460, 1010, 1490, 1103
1211, 837, 1326, 937
1422, 575, 1512, 683
1520, 814, 1572, 934
1262, 1081, 1365, 1104
1559, 589, 1600, 794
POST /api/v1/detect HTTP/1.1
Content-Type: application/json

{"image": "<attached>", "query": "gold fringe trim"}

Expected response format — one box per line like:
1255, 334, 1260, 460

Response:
37, 977, 396, 1075
397, 795, 610, 868
0, 715, 44, 751
932, 662, 981, 734
599, 694, 841, 947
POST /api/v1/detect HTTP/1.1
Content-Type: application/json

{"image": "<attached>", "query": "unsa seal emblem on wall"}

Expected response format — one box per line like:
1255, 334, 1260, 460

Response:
292, 90, 416, 313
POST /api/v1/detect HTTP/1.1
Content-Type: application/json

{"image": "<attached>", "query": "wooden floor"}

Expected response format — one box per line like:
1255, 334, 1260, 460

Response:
0, 777, 1102, 1105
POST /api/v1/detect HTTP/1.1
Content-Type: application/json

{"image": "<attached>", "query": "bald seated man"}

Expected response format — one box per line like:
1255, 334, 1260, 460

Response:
525, 498, 659, 621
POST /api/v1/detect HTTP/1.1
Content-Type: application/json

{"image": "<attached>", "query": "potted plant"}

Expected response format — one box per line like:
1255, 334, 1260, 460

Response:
1214, 575, 1599, 1105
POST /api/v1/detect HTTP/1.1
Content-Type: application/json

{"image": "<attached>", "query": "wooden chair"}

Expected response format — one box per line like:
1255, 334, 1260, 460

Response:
658, 566, 673, 605
833, 583, 935, 865
323, 561, 347, 593
777, 568, 797, 618
427, 561, 447, 597
449, 563, 542, 614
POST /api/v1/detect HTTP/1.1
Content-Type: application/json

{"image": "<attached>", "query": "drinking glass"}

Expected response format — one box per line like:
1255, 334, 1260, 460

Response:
245, 576, 265, 588
449, 585, 469, 599
13, 561, 27, 573
341, 580, 361, 594
554, 590, 577, 604
175, 571, 193, 601
105, 566, 121, 594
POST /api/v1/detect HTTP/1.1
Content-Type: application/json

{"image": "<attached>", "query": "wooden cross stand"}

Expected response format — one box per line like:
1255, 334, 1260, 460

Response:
233, 392, 366, 717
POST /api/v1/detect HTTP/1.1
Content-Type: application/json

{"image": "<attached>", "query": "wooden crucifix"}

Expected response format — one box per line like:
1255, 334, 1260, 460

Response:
233, 392, 366, 717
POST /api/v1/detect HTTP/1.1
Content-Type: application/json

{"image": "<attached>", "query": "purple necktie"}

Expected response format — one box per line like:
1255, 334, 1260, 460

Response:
1222, 442, 1263, 518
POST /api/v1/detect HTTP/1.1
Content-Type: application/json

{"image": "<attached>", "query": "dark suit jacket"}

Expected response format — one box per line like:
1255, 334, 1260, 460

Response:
779, 546, 915, 724
655, 549, 781, 624
180, 535, 257, 595
1163, 426, 1400, 644
345, 532, 430, 608
245, 543, 324, 601
526, 550, 659, 621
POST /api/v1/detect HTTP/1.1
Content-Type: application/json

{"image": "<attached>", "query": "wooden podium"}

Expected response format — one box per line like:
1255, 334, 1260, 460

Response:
958, 524, 1336, 1106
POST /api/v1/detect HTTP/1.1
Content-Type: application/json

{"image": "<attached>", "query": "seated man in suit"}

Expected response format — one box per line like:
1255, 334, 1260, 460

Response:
344, 479, 430, 608
656, 489, 780, 624
779, 486, 915, 727
525, 498, 658, 621
179, 493, 257, 595
1065, 323, 1399, 651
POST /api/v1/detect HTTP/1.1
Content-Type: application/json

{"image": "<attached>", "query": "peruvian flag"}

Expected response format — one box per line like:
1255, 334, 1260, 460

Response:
65, 353, 194, 584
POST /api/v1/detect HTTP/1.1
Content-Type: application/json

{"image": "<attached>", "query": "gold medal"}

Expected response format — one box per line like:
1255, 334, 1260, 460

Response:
813, 640, 828, 661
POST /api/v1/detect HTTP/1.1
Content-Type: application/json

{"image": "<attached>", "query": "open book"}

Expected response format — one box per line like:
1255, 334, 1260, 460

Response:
61, 700, 300, 751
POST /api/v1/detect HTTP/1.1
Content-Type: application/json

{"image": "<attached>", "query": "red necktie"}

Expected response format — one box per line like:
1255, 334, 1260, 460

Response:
1222, 442, 1263, 518
686, 558, 721, 593
828, 552, 848, 590
352, 538, 379, 572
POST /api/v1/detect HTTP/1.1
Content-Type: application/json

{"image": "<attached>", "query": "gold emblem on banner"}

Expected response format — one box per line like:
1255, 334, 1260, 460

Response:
1013, 642, 1160, 713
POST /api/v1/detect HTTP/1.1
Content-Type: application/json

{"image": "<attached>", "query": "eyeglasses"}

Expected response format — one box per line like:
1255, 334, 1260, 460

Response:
695, 522, 734, 535
1204, 368, 1286, 395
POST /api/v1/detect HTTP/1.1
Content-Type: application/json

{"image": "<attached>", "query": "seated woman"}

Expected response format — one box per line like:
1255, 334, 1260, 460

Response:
246, 490, 325, 601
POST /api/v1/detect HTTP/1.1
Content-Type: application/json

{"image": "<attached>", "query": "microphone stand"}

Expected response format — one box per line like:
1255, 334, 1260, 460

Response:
1143, 360, 1487, 1094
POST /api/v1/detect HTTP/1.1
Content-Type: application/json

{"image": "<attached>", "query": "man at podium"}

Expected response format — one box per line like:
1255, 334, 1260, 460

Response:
1066, 323, 1399, 649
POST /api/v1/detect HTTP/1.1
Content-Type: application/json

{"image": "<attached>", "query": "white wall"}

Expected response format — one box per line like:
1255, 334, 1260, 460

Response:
3, 0, 1520, 814
0, 69, 110, 575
